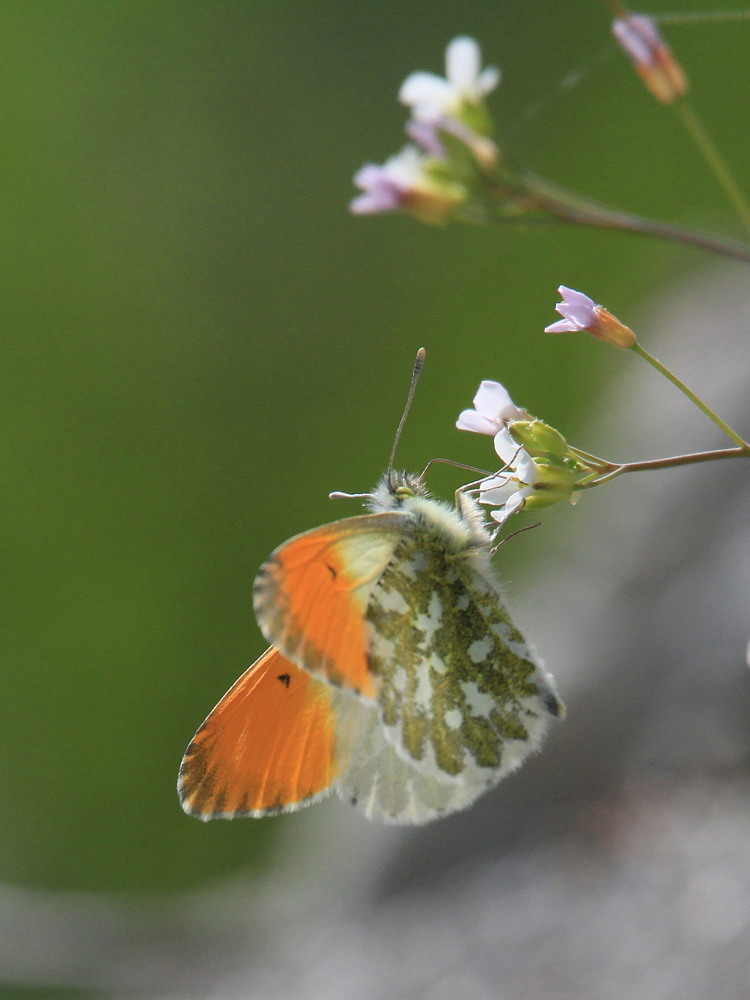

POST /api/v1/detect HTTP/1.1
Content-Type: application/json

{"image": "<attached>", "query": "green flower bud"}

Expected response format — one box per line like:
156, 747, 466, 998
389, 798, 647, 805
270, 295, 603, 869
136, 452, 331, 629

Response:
523, 460, 576, 511
508, 420, 569, 460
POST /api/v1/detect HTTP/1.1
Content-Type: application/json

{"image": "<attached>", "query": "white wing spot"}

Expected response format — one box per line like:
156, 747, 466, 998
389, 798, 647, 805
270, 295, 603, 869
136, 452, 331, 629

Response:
377, 588, 411, 614
444, 708, 463, 730
414, 661, 434, 710
455, 593, 470, 611
391, 666, 408, 694
429, 650, 447, 675
490, 620, 532, 659
416, 592, 443, 646
461, 680, 496, 719
408, 551, 428, 573
370, 634, 396, 668
468, 637, 493, 663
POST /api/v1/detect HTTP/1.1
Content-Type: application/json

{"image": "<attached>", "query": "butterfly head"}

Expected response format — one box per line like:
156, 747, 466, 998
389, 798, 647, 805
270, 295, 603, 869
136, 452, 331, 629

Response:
368, 470, 428, 513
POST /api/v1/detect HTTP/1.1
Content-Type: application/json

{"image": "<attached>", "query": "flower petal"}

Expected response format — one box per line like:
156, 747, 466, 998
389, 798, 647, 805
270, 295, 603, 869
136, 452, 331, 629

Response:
477, 65, 501, 95
349, 163, 403, 215
445, 36, 481, 89
399, 72, 453, 113
472, 380, 520, 423
544, 318, 578, 334
406, 120, 444, 156
478, 472, 512, 506
557, 284, 594, 308
612, 15, 662, 68
489, 488, 529, 524
557, 287, 596, 325
493, 427, 521, 463
349, 166, 402, 214
493, 429, 536, 483
455, 409, 498, 435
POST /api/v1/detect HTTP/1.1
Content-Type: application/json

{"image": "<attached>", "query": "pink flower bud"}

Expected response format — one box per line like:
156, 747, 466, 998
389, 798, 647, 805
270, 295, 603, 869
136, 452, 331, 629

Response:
545, 286, 636, 349
612, 14, 688, 105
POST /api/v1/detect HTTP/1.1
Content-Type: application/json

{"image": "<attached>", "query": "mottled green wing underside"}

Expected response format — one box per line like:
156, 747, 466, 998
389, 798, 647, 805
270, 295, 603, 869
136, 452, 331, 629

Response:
365, 531, 560, 786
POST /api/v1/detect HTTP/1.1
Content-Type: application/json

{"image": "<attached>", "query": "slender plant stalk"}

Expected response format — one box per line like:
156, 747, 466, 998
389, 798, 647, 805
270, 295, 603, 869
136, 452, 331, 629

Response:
676, 100, 750, 239
632, 343, 748, 447
517, 171, 750, 264
656, 11, 750, 24
576, 444, 749, 488
568, 444, 613, 466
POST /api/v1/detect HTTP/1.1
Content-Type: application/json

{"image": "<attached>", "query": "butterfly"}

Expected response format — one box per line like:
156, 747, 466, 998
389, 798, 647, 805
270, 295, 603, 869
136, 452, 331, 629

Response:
178, 352, 564, 825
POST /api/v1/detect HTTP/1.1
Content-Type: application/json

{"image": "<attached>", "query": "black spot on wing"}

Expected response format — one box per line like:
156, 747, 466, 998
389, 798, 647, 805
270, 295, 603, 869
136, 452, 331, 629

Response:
277, 673, 291, 688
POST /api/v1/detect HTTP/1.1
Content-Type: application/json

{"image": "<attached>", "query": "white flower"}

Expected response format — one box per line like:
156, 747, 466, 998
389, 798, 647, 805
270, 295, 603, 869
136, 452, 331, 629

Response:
458, 381, 534, 524
485, 483, 534, 525
350, 146, 429, 214
457, 378, 577, 525
493, 427, 536, 481
350, 145, 464, 222
399, 36, 500, 123
456, 380, 525, 435
479, 428, 537, 525
478, 426, 578, 525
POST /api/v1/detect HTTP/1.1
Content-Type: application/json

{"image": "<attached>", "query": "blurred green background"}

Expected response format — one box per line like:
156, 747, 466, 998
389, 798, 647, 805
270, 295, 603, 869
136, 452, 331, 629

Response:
1, 0, 746, 974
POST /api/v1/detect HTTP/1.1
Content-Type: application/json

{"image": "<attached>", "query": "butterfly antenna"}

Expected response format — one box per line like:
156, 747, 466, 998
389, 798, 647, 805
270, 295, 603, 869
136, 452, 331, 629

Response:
387, 347, 426, 479
491, 521, 541, 555
420, 457, 492, 480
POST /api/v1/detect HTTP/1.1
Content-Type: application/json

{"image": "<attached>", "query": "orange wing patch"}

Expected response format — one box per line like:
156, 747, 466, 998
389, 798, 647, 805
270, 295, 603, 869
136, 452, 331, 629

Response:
253, 513, 409, 699
178, 647, 338, 819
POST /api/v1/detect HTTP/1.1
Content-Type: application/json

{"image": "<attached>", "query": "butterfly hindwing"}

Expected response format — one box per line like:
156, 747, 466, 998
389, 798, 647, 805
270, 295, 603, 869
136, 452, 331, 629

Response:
331, 688, 491, 824
178, 647, 339, 819
253, 513, 411, 698
365, 517, 564, 788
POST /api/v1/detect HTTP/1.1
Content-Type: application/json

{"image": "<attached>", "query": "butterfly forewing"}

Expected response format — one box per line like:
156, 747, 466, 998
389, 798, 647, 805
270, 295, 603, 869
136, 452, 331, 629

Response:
178, 647, 339, 819
365, 528, 563, 787
253, 514, 410, 698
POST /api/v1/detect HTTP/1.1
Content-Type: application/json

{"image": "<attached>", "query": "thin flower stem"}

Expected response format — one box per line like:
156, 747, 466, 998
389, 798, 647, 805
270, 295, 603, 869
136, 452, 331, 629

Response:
568, 444, 613, 467
576, 444, 750, 489
574, 468, 615, 487
656, 11, 750, 25
515, 172, 750, 264
631, 343, 748, 447
676, 100, 750, 239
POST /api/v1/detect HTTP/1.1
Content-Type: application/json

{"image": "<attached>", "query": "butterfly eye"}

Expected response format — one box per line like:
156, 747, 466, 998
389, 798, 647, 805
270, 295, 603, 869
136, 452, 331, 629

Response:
394, 486, 415, 500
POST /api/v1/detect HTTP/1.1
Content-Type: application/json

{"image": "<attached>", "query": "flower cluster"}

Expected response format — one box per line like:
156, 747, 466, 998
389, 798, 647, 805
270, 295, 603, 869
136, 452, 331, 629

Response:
453, 282, 640, 526
350, 37, 501, 223
349, 34, 749, 530
457, 380, 583, 526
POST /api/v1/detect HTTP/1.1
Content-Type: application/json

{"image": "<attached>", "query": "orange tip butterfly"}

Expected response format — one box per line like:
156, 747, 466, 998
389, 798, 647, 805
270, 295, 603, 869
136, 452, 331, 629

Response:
178, 350, 564, 825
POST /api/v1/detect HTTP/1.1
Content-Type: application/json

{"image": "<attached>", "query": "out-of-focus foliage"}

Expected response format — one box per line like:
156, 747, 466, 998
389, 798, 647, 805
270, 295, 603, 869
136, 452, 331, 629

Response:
1, 3, 748, 995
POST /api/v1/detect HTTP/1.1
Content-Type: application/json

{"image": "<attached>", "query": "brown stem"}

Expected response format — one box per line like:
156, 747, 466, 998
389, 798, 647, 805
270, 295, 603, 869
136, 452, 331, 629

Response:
519, 172, 750, 264
577, 445, 750, 488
